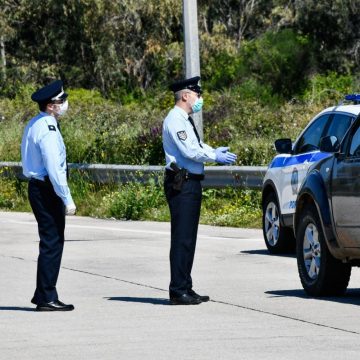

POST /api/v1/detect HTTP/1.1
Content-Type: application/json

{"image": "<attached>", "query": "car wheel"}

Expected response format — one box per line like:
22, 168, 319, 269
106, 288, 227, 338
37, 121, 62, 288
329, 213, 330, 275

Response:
262, 192, 295, 254
296, 204, 351, 296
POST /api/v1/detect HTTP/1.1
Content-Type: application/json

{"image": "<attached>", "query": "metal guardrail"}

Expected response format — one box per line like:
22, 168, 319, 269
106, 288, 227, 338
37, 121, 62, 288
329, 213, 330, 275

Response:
0, 162, 267, 189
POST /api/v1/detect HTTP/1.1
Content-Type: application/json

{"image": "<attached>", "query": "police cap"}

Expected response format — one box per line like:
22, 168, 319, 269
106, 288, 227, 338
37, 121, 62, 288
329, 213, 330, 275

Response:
31, 80, 68, 103
169, 76, 202, 94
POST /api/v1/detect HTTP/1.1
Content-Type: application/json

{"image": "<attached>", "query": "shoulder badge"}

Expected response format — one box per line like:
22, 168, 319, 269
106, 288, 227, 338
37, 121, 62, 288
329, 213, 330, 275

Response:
48, 125, 56, 131
177, 130, 187, 141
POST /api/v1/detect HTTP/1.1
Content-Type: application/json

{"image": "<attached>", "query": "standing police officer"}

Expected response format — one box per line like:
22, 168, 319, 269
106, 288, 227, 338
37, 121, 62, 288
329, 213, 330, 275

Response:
163, 76, 237, 305
21, 80, 76, 311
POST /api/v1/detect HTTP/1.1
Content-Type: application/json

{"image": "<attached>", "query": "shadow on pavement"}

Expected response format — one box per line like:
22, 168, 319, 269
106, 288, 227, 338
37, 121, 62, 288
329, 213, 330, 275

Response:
240, 249, 296, 258
266, 289, 360, 305
105, 297, 169, 305
0, 306, 35, 312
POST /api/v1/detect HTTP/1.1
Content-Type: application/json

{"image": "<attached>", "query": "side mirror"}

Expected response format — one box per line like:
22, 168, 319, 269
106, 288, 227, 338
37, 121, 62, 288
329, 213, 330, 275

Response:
319, 135, 339, 153
274, 138, 292, 154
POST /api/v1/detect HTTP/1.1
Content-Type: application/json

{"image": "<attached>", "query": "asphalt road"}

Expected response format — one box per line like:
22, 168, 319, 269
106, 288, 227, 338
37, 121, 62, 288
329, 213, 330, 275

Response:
1, 211, 360, 359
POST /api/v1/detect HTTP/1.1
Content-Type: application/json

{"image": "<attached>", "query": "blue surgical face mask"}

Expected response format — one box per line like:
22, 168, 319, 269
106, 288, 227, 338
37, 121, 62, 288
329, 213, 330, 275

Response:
192, 97, 203, 113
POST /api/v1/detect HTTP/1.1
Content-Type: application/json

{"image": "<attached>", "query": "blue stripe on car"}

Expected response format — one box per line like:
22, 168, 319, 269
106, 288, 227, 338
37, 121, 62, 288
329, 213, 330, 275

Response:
269, 151, 330, 168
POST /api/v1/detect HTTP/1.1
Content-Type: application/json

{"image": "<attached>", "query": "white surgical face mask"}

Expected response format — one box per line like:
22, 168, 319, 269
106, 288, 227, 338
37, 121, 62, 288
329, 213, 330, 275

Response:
55, 100, 69, 116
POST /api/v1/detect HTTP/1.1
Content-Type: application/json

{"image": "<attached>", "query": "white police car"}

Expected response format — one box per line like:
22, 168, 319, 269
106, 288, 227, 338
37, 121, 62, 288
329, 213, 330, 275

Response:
262, 94, 360, 254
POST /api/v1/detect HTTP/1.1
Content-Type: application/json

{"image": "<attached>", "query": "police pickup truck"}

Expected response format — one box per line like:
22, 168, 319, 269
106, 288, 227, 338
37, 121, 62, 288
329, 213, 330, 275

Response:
262, 95, 360, 254
294, 99, 360, 296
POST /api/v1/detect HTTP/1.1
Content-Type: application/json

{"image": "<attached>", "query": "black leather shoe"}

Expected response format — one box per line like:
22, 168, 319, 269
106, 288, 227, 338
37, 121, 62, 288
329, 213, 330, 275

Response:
170, 293, 201, 305
36, 300, 74, 312
188, 290, 210, 302
31, 298, 37, 305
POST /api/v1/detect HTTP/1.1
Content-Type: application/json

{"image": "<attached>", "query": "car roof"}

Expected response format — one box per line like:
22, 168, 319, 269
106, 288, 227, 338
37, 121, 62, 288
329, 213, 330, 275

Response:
317, 104, 360, 117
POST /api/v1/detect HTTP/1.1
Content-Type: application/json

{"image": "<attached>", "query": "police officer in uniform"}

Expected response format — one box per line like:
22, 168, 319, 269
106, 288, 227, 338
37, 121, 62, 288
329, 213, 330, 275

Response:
163, 76, 237, 305
21, 80, 76, 311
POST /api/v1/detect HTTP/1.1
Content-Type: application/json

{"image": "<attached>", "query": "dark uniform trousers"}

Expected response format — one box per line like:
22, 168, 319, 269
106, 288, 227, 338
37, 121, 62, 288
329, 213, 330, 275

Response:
28, 178, 65, 304
164, 174, 202, 298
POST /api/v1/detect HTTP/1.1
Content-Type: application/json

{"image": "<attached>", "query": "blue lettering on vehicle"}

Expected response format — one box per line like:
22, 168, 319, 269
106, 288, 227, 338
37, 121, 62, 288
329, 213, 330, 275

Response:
289, 200, 296, 209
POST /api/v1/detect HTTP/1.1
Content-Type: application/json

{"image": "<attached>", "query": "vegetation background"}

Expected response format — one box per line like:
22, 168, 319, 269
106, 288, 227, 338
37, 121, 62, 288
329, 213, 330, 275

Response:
1, 0, 360, 227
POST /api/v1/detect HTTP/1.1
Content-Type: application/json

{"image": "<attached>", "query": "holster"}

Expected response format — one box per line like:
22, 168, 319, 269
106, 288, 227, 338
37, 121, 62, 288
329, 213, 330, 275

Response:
170, 163, 188, 191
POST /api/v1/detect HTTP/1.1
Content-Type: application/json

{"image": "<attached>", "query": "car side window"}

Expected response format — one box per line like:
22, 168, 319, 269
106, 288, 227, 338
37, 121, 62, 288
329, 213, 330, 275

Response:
349, 125, 360, 157
294, 114, 330, 154
324, 114, 353, 143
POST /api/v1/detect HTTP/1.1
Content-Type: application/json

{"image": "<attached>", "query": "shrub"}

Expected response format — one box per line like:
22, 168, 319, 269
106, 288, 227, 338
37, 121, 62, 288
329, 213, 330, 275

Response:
301, 72, 357, 104
100, 180, 166, 220
201, 188, 262, 228
200, 24, 242, 90
0, 173, 30, 211
240, 29, 311, 98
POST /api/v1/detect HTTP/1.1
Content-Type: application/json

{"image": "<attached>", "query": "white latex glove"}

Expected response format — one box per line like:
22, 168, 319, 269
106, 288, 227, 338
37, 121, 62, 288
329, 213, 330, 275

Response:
65, 203, 76, 216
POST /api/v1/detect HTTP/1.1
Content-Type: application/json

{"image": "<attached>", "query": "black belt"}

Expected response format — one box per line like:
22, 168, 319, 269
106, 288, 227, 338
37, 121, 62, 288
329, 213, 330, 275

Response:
29, 176, 51, 186
165, 169, 204, 181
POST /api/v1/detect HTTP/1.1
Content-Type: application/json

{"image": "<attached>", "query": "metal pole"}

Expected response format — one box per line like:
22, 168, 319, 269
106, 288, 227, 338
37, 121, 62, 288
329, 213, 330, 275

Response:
0, 35, 6, 81
183, 0, 203, 139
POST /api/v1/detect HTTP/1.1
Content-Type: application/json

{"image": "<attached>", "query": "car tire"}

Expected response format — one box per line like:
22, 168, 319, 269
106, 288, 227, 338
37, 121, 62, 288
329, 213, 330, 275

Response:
262, 192, 296, 254
296, 204, 351, 296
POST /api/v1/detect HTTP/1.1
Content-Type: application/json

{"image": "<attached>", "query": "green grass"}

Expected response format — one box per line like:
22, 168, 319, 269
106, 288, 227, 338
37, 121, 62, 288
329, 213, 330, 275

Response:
0, 174, 262, 228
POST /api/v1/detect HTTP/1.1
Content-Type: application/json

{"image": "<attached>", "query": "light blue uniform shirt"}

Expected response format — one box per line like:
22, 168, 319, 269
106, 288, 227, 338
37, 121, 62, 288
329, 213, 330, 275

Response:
162, 106, 216, 174
21, 112, 74, 206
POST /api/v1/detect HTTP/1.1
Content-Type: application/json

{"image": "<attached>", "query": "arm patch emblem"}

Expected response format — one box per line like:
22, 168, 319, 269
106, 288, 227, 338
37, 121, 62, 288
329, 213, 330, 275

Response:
48, 125, 56, 131
177, 130, 187, 141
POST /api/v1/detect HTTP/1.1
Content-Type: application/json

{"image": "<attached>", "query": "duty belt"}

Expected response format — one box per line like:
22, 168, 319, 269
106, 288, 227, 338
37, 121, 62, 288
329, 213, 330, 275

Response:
165, 169, 204, 181
29, 176, 52, 186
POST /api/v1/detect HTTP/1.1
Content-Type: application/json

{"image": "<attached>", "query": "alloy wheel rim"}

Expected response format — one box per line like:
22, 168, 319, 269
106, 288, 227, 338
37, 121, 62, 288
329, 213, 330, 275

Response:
265, 201, 280, 246
303, 223, 321, 280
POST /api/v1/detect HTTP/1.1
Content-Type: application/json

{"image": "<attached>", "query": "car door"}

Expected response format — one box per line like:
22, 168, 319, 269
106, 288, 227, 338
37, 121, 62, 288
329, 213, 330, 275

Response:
279, 114, 331, 215
332, 119, 360, 247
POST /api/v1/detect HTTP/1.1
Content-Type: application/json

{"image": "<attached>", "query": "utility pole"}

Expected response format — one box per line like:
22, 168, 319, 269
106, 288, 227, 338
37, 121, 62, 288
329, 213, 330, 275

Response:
0, 35, 6, 81
183, 0, 203, 139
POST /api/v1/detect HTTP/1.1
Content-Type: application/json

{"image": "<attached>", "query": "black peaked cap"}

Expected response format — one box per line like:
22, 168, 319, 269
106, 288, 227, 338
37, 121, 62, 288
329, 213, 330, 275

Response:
31, 80, 68, 103
169, 76, 202, 94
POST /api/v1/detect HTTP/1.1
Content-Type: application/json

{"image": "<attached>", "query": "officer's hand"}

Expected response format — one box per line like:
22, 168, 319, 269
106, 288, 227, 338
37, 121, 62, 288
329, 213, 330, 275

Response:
65, 203, 76, 216
215, 147, 237, 165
